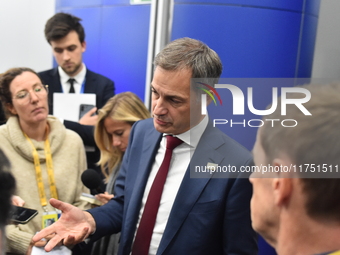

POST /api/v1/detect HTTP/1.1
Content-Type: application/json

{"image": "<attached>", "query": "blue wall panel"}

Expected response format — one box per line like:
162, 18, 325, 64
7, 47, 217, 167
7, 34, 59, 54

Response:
99, 5, 150, 98
175, 0, 304, 14
56, 0, 102, 8
174, 0, 318, 16
103, 0, 135, 5
172, 4, 301, 78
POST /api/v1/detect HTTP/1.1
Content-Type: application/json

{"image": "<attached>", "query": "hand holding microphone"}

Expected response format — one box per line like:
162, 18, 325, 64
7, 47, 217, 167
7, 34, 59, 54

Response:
81, 169, 105, 194
80, 169, 105, 206
81, 169, 114, 205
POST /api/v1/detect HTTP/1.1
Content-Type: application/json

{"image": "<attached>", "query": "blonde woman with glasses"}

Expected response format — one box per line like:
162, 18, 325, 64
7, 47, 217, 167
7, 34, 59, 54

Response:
0, 67, 90, 255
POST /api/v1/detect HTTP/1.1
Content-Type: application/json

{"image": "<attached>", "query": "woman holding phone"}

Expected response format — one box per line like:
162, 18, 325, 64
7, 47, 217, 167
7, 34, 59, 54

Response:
0, 67, 90, 254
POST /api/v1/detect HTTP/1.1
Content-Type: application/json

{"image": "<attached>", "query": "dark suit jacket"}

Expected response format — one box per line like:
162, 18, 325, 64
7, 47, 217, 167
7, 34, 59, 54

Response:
89, 118, 257, 255
38, 67, 115, 115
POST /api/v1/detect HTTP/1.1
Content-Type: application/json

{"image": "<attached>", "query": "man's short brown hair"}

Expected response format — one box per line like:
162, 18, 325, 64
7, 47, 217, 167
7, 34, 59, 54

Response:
44, 12, 85, 44
260, 83, 340, 222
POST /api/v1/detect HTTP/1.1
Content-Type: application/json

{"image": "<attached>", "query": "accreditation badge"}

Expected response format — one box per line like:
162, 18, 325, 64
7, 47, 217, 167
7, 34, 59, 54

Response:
42, 211, 58, 229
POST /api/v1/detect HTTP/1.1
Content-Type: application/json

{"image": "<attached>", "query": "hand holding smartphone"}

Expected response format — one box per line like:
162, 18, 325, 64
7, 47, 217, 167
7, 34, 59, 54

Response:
79, 104, 96, 120
11, 205, 38, 224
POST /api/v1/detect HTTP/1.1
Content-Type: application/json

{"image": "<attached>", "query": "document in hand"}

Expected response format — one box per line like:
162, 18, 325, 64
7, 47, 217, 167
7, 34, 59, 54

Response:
53, 93, 96, 122
31, 245, 71, 255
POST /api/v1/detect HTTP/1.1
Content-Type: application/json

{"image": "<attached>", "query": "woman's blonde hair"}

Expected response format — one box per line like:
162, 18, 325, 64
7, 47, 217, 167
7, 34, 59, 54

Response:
94, 92, 150, 181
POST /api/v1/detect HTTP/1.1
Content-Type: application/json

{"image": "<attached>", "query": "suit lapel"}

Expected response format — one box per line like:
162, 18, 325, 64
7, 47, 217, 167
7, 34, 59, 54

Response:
157, 124, 226, 254
47, 68, 62, 114
49, 68, 62, 91
123, 127, 163, 249
84, 69, 96, 93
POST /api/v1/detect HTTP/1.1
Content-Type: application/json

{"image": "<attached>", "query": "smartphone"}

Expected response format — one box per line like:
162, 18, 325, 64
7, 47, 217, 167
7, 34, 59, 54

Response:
11, 205, 38, 224
79, 104, 96, 120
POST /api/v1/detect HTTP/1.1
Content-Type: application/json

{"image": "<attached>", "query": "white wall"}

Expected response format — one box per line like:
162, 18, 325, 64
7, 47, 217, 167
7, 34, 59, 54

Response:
312, 0, 340, 80
0, 0, 55, 73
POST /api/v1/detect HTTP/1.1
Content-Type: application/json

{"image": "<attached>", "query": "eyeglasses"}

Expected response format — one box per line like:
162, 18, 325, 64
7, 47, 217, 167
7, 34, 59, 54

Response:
12, 84, 49, 104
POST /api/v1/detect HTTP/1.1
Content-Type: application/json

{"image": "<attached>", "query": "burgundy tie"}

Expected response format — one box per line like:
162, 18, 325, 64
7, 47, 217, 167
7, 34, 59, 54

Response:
131, 135, 183, 255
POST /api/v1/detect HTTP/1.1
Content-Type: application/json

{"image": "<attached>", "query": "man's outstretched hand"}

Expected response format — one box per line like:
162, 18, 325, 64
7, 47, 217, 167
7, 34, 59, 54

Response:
32, 198, 96, 252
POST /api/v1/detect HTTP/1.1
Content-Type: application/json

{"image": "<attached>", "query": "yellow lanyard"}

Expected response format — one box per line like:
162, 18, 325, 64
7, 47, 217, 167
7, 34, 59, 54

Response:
24, 131, 58, 210
329, 251, 340, 255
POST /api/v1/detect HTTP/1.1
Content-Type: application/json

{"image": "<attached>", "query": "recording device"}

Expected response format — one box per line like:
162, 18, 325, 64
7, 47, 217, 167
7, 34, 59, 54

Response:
11, 205, 38, 224
79, 104, 96, 120
81, 169, 104, 194
80, 169, 104, 206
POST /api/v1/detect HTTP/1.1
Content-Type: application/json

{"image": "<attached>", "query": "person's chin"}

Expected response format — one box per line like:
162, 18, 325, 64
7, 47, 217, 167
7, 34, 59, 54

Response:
252, 220, 275, 245
154, 119, 171, 133
155, 124, 172, 133
33, 112, 48, 122
62, 66, 76, 75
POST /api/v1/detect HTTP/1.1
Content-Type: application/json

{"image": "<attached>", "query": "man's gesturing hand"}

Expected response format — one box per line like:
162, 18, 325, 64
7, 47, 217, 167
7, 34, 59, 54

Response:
32, 198, 96, 252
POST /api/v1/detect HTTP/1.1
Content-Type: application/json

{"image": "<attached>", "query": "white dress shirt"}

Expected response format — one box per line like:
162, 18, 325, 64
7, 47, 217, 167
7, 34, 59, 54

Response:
135, 115, 209, 255
58, 63, 86, 94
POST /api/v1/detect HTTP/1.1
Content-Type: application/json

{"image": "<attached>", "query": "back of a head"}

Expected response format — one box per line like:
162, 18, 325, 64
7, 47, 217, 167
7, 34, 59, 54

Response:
44, 12, 85, 44
260, 83, 340, 222
154, 37, 222, 84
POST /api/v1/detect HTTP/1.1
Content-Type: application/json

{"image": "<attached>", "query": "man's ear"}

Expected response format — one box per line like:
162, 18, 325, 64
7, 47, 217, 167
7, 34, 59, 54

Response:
81, 41, 87, 52
205, 90, 214, 106
272, 158, 293, 207
6, 103, 16, 115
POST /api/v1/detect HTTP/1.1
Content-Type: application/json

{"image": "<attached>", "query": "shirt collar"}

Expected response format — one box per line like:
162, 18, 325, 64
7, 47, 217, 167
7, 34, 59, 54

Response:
164, 114, 209, 149
58, 63, 86, 85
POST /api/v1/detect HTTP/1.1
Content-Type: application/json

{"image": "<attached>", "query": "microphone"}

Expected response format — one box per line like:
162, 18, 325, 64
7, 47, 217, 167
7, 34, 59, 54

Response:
81, 169, 104, 194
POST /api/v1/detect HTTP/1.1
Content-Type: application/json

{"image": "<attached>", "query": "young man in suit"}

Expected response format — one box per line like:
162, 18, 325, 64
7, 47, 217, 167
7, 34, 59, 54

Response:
250, 83, 340, 255
39, 12, 114, 115
39, 12, 115, 175
33, 37, 257, 255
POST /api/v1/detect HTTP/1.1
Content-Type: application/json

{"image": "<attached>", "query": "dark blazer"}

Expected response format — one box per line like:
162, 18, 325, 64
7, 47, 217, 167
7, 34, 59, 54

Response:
38, 67, 115, 115
63, 121, 96, 147
89, 118, 257, 255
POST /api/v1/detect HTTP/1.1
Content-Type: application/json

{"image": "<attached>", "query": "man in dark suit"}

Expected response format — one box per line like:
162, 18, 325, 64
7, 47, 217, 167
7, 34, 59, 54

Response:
33, 37, 257, 255
39, 12, 114, 115
39, 12, 115, 174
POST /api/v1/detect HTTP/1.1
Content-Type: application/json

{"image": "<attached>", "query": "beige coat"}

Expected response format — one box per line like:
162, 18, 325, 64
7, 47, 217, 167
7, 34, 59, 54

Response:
1, 116, 90, 254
